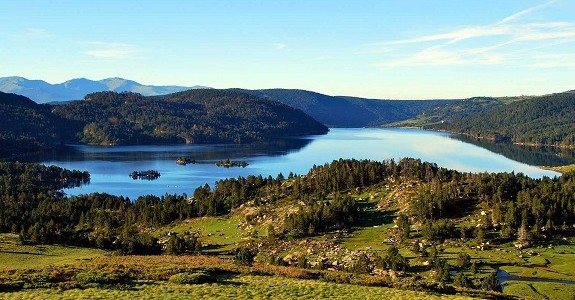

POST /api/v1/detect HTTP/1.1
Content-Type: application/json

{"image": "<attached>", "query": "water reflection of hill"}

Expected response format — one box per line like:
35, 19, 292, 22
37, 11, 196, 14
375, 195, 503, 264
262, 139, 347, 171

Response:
452, 136, 575, 167
30, 138, 313, 163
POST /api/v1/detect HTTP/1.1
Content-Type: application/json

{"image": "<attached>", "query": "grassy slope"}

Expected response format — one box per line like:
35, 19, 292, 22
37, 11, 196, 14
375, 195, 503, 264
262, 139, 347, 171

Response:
2, 181, 575, 299
2, 275, 472, 300
153, 214, 265, 254
0, 234, 105, 270
540, 164, 575, 174
328, 183, 575, 299
503, 281, 575, 300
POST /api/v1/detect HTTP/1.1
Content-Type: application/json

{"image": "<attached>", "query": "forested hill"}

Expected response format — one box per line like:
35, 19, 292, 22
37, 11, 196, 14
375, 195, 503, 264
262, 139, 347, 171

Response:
237, 89, 456, 127
432, 91, 575, 147
51, 89, 328, 146
0, 92, 78, 157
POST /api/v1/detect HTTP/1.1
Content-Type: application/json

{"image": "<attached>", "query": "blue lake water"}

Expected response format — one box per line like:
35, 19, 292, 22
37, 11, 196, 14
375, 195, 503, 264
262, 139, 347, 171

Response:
37, 128, 560, 199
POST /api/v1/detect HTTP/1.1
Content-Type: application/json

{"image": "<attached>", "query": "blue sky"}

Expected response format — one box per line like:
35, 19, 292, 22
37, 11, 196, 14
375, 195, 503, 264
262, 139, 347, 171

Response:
1, 0, 574, 99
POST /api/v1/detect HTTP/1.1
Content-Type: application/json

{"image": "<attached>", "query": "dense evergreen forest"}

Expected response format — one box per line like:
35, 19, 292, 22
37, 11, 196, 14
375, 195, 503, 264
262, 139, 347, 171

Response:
239, 88, 456, 127
0, 92, 79, 157
51, 90, 328, 145
1, 158, 574, 255
433, 92, 575, 147
0, 90, 328, 157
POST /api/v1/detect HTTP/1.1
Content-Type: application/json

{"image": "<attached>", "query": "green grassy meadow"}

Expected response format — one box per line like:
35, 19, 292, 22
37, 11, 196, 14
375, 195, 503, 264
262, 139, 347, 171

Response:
0, 234, 105, 270
1, 274, 474, 300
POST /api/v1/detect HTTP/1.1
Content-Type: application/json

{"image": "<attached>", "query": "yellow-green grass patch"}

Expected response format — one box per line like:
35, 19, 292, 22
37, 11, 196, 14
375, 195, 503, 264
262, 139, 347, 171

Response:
503, 281, 575, 300
0, 234, 105, 270
1, 274, 476, 300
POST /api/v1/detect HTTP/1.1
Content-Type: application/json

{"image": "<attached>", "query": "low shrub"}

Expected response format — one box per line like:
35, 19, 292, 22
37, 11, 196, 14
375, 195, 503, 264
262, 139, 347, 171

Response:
168, 272, 217, 284
350, 274, 391, 287
75, 271, 129, 285
320, 271, 351, 284
0, 281, 24, 291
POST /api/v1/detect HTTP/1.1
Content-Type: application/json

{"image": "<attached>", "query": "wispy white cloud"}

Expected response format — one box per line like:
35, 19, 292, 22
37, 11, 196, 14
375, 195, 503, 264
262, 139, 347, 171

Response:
8, 28, 52, 39
496, 0, 556, 25
529, 53, 575, 68
83, 41, 137, 59
273, 43, 287, 50
386, 48, 504, 67
376, 1, 573, 68
383, 26, 509, 46
25, 28, 51, 39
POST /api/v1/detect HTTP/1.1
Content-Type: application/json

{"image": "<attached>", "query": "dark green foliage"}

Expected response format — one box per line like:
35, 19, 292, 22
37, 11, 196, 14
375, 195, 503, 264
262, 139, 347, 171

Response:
239, 88, 455, 127
3, 157, 575, 256
428, 244, 438, 261
422, 219, 456, 242
284, 195, 357, 237
52, 90, 328, 145
234, 246, 257, 266
396, 213, 410, 239
456, 253, 471, 269
118, 230, 162, 255
460, 224, 475, 240
165, 232, 202, 255
419, 97, 504, 126
129, 170, 161, 180
0, 162, 89, 233
433, 258, 451, 283
168, 272, 217, 284
380, 246, 409, 272
0, 92, 80, 157
351, 253, 372, 274
453, 272, 473, 288
434, 92, 575, 147
0, 281, 24, 291
480, 272, 501, 292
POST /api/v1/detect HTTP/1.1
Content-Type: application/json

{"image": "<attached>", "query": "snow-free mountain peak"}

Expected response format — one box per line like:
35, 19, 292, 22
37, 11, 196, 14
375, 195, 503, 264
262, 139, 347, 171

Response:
0, 76, 208, 103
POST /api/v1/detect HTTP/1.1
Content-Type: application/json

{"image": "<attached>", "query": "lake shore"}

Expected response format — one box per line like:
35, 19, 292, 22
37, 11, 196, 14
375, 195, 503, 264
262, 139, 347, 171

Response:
539, 164, 575, 174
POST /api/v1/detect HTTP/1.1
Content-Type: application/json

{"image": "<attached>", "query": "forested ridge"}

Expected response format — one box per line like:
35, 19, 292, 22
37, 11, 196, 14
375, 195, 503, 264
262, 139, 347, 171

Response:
433, 91, 575, 147
238, 88, 456, 127
0, 92, 79, 157
51, 90, 328, 145
0, 90, 328, 157
2, 158, 574, 255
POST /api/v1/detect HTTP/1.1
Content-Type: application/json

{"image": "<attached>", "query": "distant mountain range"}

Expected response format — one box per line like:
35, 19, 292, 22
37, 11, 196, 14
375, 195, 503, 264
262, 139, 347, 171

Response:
0, 76, 209, 103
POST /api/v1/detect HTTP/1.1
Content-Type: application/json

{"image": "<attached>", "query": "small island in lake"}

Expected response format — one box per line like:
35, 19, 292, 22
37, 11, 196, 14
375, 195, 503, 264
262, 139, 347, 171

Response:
176, 157, 196, 165
215, 159, 249, 168
130, 170, 161, 180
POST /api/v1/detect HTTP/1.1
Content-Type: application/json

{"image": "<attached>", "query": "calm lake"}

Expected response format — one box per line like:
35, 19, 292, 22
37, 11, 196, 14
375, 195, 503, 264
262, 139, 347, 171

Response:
37, 128, 561, 199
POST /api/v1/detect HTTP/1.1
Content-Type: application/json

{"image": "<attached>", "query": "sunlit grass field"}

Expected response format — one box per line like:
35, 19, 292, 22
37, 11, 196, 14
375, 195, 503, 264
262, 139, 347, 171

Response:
0, 234, 105, 270
1, 274, 474, 300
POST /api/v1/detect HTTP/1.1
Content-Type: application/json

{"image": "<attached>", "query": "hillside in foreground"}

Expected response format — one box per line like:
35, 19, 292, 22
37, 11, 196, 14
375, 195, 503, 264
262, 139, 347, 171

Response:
1, 159, 575, 299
